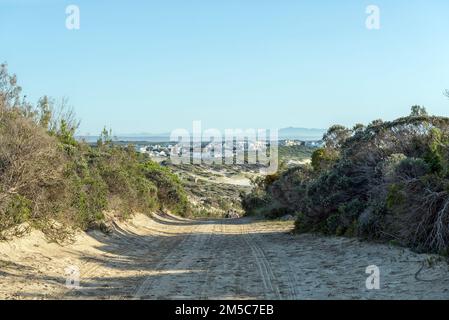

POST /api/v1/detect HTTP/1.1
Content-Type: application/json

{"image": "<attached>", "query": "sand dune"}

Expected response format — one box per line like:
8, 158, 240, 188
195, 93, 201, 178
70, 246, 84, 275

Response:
1, 213, 449, 299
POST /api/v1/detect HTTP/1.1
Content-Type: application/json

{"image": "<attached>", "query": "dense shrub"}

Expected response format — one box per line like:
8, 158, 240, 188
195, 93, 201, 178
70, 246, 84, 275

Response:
244, 108, 449, 254
0, 64, 190, 240
311, 148, 338, 172
0, 99, 70, 238
141, 161, 190, 216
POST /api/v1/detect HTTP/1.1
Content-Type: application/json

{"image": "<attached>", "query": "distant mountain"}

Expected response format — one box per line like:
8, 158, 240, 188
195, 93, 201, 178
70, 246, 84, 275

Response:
77, 127, 325, 143
113, 132, 172, 138
76, 134, 171, 143
278, 127, 325, 140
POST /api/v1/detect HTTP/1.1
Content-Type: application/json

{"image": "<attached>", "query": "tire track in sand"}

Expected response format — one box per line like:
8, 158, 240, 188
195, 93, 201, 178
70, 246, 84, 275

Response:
59, 214, 191, 299
133, 220, 211, 299
244, 223, 300, 299
240, 221, 282, 299
198, 220, 222, 300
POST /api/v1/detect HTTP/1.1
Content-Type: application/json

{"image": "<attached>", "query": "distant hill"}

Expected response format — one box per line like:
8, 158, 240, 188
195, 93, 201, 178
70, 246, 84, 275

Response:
76, 134, 171, 143
77, 127, 325, 143
278, 127, 325, 140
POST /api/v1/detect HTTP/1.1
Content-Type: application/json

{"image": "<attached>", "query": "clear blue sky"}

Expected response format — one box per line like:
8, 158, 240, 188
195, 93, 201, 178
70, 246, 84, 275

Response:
1, 0, 448, 135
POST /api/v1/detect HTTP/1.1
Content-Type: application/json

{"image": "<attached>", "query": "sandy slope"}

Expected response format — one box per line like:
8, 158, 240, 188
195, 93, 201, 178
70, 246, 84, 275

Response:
1, 213, 449, 299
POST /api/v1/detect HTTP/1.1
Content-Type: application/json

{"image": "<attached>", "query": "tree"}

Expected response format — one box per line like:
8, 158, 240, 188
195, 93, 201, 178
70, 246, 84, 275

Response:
37, 96, 52, 129
97, 127, 113, 147
311, 148, 338, 172
323, 125, 351, 149
0, 63, 21, 111
352, 123, 365, 132
410, 105, 428, 117
369, 119, 383, 127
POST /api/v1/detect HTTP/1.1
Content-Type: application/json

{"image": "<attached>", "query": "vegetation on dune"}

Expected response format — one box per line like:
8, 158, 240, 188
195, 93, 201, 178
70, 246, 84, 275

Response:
166, 163, 252, 217
0, 64, 190, 240
4, 59, 449, 256
243, 104, 449, 254
141, 161, 190, 216
278, 145, 315, 162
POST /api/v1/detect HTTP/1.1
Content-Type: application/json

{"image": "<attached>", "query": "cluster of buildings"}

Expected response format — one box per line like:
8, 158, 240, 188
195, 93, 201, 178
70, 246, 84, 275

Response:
138, 144, 172, 158
200, 140, 268, 159
138, 140, 270, 160
138, 139, 324, 159
282, 139, 324, 147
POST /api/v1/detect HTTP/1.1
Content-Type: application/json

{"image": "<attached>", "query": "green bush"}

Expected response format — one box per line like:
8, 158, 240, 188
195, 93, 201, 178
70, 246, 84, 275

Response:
311, 148, 338, 172
0, 64, 190, 240
4, 195, 32, 226
141, 161, 190, 216
245, 107, 449, 254
386, 184, 405, 209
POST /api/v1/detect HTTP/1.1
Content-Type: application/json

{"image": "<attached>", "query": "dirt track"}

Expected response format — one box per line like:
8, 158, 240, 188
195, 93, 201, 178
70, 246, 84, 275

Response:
1, 213, 449, 299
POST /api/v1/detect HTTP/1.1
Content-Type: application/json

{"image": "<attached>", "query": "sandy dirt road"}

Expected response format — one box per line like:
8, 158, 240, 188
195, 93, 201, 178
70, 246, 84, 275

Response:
1, 212, 449, 299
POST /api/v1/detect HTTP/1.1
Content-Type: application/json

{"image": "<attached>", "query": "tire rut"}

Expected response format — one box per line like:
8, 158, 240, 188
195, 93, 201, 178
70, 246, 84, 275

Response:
133, 221, 211, 299
240, 222, 282, 299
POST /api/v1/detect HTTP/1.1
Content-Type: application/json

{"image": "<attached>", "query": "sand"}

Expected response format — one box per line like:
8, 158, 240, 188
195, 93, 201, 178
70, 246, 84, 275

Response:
1, 213, 449, 299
